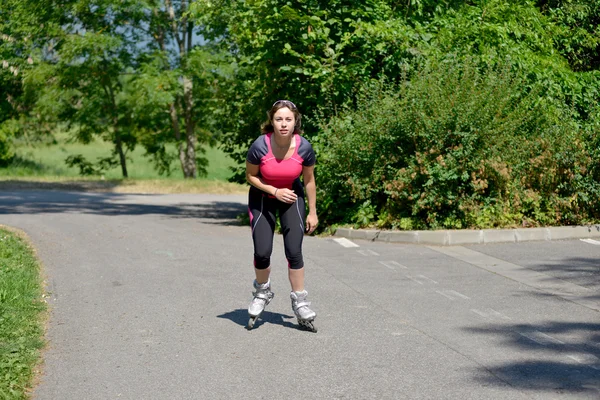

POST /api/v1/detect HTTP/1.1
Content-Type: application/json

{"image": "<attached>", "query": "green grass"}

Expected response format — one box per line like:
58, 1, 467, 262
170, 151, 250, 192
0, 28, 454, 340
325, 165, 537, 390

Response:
0, 133, 248, 194
2, 133, 241, 181
0, 227, 46, 400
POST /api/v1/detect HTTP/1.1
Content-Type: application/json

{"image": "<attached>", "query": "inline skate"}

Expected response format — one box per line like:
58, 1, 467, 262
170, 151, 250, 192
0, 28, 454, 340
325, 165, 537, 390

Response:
247, 279, 274, 329
290, 290, 317, 332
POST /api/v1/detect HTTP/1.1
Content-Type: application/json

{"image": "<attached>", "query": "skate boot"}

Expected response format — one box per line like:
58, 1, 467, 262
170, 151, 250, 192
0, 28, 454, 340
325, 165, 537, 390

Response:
290, 290, 317, 332
247, 279, 274, 329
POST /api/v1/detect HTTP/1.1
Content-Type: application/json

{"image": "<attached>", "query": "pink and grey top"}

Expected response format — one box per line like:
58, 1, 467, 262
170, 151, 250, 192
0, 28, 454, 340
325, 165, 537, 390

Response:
247, 133, 316, 190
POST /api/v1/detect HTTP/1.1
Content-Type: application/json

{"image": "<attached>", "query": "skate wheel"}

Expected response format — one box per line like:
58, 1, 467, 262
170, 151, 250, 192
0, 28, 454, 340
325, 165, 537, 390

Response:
247, 317, 256, 330
298, 319, 317, 333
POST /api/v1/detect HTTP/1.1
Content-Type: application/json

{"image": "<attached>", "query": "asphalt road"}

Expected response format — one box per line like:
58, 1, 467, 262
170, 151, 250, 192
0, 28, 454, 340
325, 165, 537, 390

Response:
1, 190, 599, 400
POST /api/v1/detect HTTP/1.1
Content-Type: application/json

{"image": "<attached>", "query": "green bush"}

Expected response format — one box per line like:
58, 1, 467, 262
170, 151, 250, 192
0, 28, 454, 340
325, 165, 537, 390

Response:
314, 57, 599, 230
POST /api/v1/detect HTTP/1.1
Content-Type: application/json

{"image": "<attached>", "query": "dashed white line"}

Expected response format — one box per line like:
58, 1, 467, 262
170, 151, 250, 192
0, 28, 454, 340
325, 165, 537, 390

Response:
581, 238, 600, 246
486, 308, 512, 320
379, 261, 408, 270
470, 308, 512, 320
435, 290, 471, 300
447, 290, 470, 300
357, 249, 380, 256
417, 274, 438, 284
435, 290, 455, 300
518, 330, 564, 346
333, 238, 359, 248
566, 353, 600, 370
429, 245, 600, 312
470, 309, 490, 318
406, 275, 424, 285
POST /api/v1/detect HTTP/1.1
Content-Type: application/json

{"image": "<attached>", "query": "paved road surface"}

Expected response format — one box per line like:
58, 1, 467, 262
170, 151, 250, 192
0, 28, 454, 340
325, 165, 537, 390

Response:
1, 190, 599, 399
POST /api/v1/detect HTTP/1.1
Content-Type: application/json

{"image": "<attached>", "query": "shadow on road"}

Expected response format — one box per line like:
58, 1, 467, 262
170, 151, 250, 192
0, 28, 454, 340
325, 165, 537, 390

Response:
463, 321, 600, 394
529, 257, 600, 289
0, 191, 246, 225
217, 309, 296, 330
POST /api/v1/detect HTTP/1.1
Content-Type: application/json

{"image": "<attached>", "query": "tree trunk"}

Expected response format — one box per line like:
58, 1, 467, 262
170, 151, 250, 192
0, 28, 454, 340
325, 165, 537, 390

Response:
164, 0, 197, 179
115, 129, 128, 178
169, 102, 190, 178
105, 81, 128, 178
182, 75, 197, 178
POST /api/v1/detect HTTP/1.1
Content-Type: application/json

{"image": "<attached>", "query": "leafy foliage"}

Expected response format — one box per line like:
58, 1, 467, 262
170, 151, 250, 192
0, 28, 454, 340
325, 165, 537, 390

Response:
2, 0, 600, 229
195, 0, 431, 178
315, 58, 599, 229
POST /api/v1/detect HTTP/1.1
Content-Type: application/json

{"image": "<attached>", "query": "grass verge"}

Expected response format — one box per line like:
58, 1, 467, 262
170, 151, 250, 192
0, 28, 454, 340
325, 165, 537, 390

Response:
0, 226, 46, 399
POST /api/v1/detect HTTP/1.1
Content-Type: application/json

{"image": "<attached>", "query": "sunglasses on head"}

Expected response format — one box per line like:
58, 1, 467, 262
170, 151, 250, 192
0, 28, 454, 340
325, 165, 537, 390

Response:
272, 100, 297, 109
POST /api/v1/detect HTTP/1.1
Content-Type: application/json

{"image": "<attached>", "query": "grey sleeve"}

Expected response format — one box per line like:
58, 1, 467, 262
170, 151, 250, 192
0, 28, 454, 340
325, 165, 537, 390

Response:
247, 136, 267, 165
299, 138, 316, 166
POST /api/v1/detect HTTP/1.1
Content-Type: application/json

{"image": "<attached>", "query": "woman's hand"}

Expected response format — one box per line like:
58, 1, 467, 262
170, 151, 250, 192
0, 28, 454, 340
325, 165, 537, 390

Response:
275, 188, 297, 204
305, 213, 318, 234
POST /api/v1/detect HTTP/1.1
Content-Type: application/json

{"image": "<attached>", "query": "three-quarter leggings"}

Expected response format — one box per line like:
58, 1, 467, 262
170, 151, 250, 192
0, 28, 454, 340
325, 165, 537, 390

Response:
248, 185, 306, 270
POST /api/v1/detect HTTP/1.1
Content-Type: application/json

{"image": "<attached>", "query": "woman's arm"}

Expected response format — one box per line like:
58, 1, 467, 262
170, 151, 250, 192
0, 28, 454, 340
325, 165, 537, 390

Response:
246, 161, 297, 203
246, 161, 276, 195
303, 165, 318, 233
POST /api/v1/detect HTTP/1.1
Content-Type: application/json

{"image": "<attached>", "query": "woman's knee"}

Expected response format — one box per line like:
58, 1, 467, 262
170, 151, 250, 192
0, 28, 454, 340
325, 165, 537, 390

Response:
254, 254, 271, 269
287, 253, 304, 270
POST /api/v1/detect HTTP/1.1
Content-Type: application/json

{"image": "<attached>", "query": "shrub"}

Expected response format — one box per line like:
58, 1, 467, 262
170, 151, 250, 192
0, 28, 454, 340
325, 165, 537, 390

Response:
314, 57, 597, 229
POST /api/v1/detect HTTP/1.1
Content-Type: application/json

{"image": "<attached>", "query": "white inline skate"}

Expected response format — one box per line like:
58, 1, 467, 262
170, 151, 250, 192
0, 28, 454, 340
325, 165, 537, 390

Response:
247, 279, 274, 330
290, 290, 317, 332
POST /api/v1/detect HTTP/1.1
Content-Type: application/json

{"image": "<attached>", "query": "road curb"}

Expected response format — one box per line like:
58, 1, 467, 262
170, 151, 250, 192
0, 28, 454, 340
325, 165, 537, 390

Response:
334, 225, 600, 246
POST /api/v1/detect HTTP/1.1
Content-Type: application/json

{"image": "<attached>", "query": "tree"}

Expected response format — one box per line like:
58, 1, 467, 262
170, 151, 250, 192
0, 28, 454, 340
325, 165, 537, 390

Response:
132, 0, 229, 178
194, 0, 430, 180
0, 0, 68, 163
26, 0, 149, 177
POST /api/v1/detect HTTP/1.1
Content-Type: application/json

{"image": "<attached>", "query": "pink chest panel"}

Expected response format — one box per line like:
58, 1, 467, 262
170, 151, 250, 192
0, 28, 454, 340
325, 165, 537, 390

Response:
260, 134, 304, 189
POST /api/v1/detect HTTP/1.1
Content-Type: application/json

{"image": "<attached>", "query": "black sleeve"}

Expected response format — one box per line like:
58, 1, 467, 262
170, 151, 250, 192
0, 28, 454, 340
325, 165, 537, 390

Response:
247, 136, 267, 165
300, 137, 316, 166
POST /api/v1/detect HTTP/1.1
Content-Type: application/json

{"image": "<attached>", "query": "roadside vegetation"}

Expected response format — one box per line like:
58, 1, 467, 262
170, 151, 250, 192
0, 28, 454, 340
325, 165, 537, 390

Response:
0, 227, 46, 399
2, 0, 599, 229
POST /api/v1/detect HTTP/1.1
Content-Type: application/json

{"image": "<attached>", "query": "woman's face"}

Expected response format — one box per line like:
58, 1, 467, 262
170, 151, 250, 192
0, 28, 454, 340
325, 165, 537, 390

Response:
272, 107, 295, 138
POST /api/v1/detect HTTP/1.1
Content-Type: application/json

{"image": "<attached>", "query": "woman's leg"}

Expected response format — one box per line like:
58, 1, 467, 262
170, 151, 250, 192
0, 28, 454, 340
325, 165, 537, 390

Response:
280, 192, 306, 291
248, 190, 276, 284
288, 268, 305, 292
255, 267, 271, 285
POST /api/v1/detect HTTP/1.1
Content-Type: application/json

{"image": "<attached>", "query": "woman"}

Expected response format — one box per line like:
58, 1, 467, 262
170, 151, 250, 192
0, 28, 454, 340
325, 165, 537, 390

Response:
245, 100, 318, 332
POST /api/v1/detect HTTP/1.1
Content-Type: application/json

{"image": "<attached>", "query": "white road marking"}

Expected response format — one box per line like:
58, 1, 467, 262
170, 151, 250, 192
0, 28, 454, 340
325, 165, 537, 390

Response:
417, 274, 438, 284
566, 354, 600, 370
435, 290, 470, 300
379, 261, 408, 270
333, 238, 359, 248
471, 309, 490, 318
487, 308, 512, 320
518, 331, 565, 346
447, 290, 470, 300
357, 249, 380, 256
581, 238, 600, 245
435, 290, 455, 300
470, 308, 512, 320
429, 245, 600, 312
405, 275, 424, 285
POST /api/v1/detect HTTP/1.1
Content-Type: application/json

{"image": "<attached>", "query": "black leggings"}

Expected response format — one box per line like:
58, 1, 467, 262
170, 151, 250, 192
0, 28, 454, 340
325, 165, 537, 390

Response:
248, 185, 306, 270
